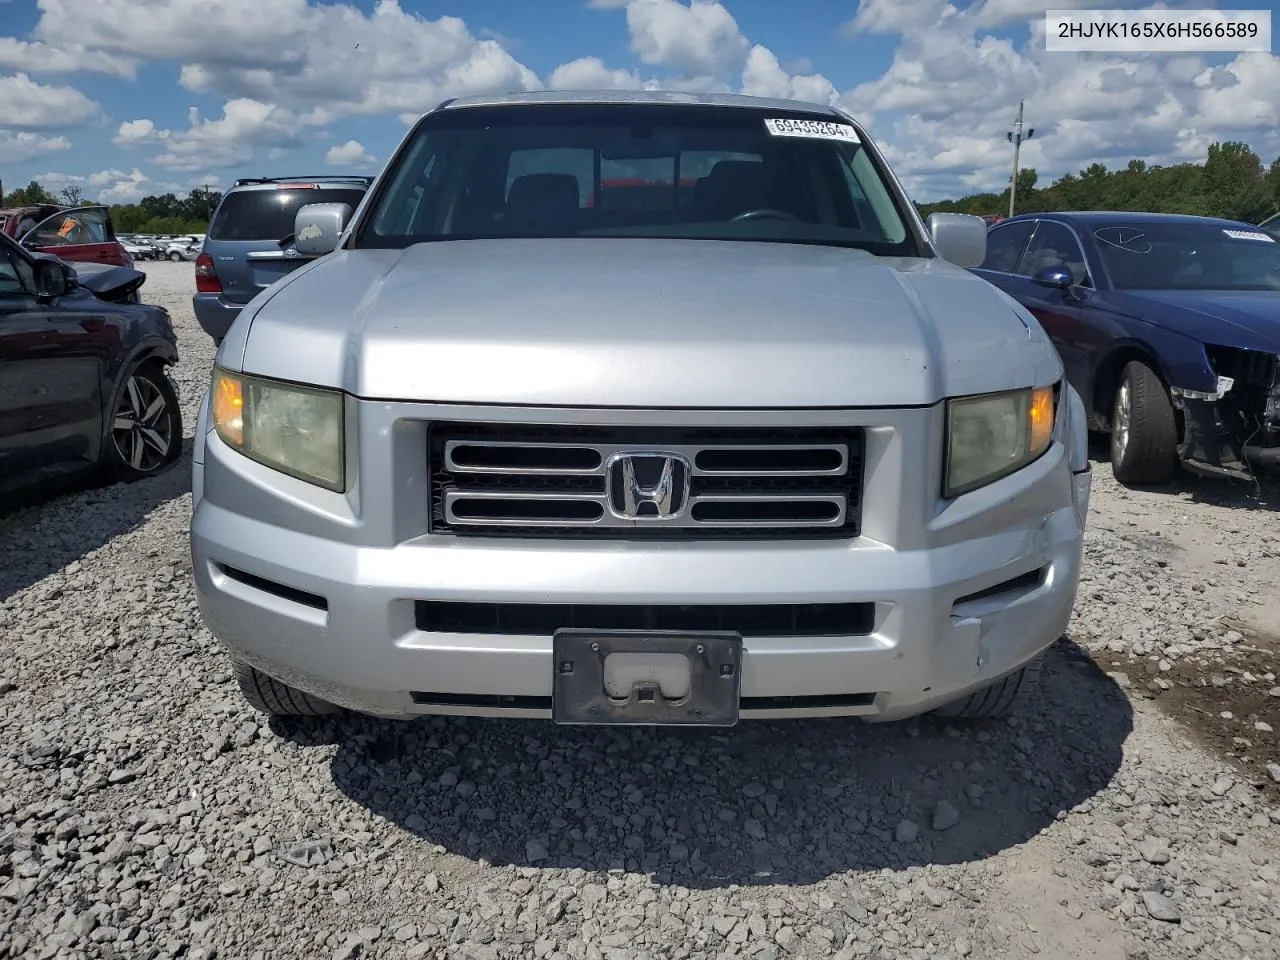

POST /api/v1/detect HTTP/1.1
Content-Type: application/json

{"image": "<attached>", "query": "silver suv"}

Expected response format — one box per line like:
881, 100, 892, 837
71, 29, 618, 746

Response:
191, 91, 1092, 728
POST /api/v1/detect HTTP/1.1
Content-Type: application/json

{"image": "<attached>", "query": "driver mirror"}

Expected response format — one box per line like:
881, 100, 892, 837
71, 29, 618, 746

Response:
926, 213, 987, 269
295, 202, 352, 256
33, 259, 73, 299
1031, 265, 1074, 289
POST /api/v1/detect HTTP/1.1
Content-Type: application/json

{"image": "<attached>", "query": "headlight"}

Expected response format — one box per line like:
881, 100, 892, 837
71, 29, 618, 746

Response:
211, 366, 345, 491
944, 385, 1055, 497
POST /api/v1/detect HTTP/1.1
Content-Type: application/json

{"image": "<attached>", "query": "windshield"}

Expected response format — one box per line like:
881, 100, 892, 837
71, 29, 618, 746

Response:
354, 104, 917, 256
1093, 222, 1280, 291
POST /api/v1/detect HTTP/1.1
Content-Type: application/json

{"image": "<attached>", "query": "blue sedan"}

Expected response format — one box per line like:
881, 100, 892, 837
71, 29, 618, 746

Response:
972, 211, 1280, 485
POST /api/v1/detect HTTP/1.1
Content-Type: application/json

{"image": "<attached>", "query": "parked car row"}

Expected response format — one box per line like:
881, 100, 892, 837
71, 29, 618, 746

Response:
119, 234, 204, 262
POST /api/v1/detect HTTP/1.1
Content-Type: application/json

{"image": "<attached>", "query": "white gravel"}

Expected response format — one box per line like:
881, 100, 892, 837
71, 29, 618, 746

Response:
2, 260, 1279, 960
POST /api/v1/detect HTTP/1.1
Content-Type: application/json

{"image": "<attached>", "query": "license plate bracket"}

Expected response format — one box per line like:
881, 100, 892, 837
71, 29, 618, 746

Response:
552, 629, 742, 726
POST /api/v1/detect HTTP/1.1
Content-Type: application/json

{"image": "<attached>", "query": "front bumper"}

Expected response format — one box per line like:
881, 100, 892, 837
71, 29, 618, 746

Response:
191, 395, 1091, 723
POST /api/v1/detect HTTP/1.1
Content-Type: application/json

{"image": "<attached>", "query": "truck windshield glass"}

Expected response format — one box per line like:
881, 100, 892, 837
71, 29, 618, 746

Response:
355, 104, 917, 256
1093, 223, 1280, 291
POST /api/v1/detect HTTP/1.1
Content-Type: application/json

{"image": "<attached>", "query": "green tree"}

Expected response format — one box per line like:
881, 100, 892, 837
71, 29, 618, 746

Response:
3, 180, 58, 206
917, 140, 1279, 226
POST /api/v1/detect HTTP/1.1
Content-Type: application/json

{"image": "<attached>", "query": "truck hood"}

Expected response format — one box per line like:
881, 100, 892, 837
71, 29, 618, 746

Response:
235, 238, 1062, 407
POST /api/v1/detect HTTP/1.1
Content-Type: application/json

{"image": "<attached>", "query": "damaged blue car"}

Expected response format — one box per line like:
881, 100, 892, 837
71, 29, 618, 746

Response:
973, 211, 1280, 485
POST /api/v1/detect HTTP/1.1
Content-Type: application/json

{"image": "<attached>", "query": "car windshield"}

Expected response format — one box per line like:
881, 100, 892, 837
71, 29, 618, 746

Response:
353, 103, 917, 256
1092, 222, 1280, 291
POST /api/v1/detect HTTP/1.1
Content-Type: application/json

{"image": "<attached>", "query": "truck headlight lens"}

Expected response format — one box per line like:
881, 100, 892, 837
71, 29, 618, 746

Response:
945, 386, 1055, 497
211, 366, 345, 491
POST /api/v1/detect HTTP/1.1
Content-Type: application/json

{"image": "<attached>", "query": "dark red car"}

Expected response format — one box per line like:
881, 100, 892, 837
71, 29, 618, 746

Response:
0, 203, 133, 269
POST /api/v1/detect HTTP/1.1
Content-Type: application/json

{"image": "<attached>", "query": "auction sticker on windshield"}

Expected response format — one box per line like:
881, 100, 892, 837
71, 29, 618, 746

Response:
1223, 229, 1275, 242
764, 118, 860, 143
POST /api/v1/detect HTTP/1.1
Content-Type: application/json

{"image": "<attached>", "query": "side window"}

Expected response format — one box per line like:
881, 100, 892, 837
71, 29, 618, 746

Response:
1021, 221, 1090, 286
0, 243, 29, 296
979, 221, 1034, 272
29, 209, 108, 247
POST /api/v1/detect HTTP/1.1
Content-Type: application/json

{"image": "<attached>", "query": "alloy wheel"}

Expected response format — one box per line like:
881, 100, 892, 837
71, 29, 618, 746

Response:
112, 375, 173, 473
1113, 380, 1131, 462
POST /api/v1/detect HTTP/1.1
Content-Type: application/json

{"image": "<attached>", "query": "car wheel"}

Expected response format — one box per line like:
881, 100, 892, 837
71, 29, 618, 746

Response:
168, 250, 182, 261
931, 653, 1044, 720
1110, 360, 1177, 485
233, 660, 340, 716
105, 363, 183, 482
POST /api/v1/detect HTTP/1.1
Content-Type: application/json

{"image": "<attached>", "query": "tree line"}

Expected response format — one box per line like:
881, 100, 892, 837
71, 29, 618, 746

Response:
917, 141, 1280, 224
2, 179, 222, 235
5, 139, 1280, 233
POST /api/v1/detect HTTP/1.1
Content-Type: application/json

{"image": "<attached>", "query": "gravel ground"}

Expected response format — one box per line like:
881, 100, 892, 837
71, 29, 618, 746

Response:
2, 260, 1279, 960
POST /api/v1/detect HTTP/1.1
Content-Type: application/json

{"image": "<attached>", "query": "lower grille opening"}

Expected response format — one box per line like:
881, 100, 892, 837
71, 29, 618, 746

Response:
740, 692, 876, 710
954, 567, 1046, 606
218, 564, 328, 611
411, 692, 549, 709
415, 601, 875, 637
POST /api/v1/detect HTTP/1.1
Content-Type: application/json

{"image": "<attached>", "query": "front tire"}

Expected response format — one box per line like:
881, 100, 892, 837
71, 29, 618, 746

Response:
105, 363, 182, 482
234, 661, 340, 716
932, 654, 1044, 720
168, 250, 182, 261
1110, 360, 1177, 485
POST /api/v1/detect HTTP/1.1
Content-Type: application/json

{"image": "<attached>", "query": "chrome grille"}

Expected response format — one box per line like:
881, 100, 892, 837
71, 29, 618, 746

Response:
429, 424, 864, 539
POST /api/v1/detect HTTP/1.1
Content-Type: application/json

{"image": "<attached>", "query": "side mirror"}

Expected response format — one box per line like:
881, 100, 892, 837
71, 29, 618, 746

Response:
1031, 265, 1073, 289
926, 213, 987, 269
33, 259, 75, 299
294, 202, 352, 256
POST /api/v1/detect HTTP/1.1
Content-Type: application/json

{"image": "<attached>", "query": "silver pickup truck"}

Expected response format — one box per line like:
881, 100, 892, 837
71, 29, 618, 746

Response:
191, 91, 1092, 729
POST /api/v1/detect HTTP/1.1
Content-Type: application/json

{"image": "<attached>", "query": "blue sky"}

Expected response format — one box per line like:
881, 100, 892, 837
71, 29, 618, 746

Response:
1, 0, 1278, 204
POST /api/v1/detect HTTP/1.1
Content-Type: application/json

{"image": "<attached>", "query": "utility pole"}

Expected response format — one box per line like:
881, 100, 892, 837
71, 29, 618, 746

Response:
200, 182, 213, 220
1006, 100, 1034, 218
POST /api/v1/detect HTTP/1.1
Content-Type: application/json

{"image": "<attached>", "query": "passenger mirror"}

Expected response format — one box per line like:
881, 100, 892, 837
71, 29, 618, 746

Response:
294, 202, 352, 256
32, 259, 74, 299
926, 213, 987, 269
1032, 265, 1073, 289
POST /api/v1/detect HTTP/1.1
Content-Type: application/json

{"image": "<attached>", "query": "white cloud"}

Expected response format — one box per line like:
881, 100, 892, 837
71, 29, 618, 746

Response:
91, 168, 154, 202
740, 45, 837, 105
840, 4, 1280, 199
625, 0, 749, 77
548, 56, 643, 90
0, 131, 72, 163
142, 99, 306, 171
968, 0, 1103, 29
31, 167, 178, 203
32, 0, 541, 126
842, 0, 960, 36
0, 38, 137, 76
113, 118, 167, 146
0, 72, 100, 128
324, 139, 378, 168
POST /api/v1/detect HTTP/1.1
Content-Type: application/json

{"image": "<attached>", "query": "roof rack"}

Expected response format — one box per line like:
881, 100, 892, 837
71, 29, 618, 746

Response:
231, 175, 376, 187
